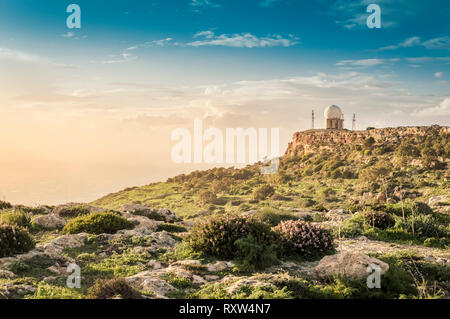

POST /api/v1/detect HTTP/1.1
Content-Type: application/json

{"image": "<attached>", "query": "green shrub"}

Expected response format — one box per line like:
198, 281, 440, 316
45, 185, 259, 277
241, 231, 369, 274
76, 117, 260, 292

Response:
87, 278, 143, 299
0, 225, 35, 258
363, 211, 395, 230
57, 205, 91, 218
340, 213, 365, 237
13, 205, 49, 215
187, 214, 278, 259
401, 214, 447, 238
0, 210, 31, 228
156, 223, 187, 233
0, 200, 13, 210
254, 207, 298, 227
275, 220, 334, 259
233, 234, 279, 272
385, 201, 433, 217
423, 237, 449, 248
197, 190, 217, 206
62, 212, 134, 235
412, 202, 434, 215
252, 184, 275, 201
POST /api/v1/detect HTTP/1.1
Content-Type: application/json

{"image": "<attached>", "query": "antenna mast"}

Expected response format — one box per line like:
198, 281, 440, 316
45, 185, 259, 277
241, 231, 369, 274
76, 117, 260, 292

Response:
352, 113, 356, 130
312, 110, 315, 130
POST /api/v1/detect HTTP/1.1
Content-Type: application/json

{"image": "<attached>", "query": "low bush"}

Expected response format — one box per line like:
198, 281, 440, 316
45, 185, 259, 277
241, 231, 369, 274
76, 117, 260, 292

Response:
0, 200, 13, 210
401, 214, 447, 239
156, 223, 187, 233
57, 205, 91, 218
275, 220, 334, 259
253, 207, 298, 227
233, 234, 279, 272
187, 214, 278, 260
363, 211, 395, 230
87, 278, 143, 299
0, 210, 31, 228
62, 212, 135, 235
197, 190, 217, 206
340, 213, 365, 237
252, 185, 275, 201
0, 225, 35, 258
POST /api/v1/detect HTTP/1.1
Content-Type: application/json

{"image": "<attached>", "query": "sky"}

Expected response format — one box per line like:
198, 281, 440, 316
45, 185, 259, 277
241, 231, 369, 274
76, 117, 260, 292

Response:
0, 0, 449, 205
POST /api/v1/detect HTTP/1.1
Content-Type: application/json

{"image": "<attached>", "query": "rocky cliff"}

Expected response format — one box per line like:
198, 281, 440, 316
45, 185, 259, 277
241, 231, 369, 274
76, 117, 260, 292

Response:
284, 125, 449, 156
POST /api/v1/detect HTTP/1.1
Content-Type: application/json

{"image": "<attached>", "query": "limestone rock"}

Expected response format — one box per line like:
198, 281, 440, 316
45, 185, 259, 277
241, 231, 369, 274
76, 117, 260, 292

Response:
206, 261, 233, 272
428, 195, 448, 207
126, 272, 175, 298
315, 251, 389, 279
33, 214, 67, 229
0, 270, 16, 279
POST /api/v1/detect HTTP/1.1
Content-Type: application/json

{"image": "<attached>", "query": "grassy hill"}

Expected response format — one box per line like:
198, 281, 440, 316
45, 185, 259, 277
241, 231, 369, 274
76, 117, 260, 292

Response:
93, 126, 450, 221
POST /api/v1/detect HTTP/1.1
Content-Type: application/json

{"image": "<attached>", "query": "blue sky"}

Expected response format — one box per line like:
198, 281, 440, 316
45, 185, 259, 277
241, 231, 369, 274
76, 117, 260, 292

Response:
0, 0, 449, 204
1, 0, 449, 90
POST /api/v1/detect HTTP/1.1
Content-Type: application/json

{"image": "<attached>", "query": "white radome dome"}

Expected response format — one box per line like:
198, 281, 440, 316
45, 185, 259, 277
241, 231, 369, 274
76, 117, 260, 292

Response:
324, 105, 343, 119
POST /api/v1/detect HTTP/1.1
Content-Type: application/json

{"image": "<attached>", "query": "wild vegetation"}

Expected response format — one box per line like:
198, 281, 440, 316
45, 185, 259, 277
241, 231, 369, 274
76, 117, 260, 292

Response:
0, 126, 448, 299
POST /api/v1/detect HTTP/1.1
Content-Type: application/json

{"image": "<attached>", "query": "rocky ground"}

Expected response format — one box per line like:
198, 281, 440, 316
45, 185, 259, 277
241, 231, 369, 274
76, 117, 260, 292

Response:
1, 198, 448, 299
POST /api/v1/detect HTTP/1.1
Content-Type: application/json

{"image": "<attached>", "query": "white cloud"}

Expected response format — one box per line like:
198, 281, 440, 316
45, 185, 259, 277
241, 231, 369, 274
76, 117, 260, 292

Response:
406, 57, 450, 64
187, 31, 299, 48
190, 0, 222, 8
378, 36, 450, 51
61, 32, 75, 38
336, 58, 400, 68
0, 47, 71, 68
378, 36, 421, 51
144, 38, 174, 47
0, 47, 45, 64
434, 72, 444, 78
412, 98, 450, 116
422, 36, 450, 50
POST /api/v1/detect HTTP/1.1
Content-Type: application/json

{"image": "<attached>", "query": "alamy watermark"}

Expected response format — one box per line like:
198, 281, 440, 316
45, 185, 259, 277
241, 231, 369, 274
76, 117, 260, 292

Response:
366, 263, 381, 289
171, 119, 280, 174
367, 4, 381, 29
66, 4, 81, 29
66, 263, 81, 289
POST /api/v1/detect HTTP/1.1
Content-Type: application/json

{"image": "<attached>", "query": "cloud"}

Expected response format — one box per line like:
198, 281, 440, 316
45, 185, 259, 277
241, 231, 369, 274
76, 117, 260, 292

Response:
102, 51, 138, 64
0, 47, 72, 68
324, 0, 397, 29
434, 72, 444, 78
406, 57, 450, 64
378, 36, 450, 51
378, 36, 422, 51
190, 0, 222, 8
61, 32, 75, 38
412, 98, 450, 116
0, 47, 45, 64
144, 38, 174, 47
336, 58, 400, 68
422, 36, 450, 50
187, 31, 299, 48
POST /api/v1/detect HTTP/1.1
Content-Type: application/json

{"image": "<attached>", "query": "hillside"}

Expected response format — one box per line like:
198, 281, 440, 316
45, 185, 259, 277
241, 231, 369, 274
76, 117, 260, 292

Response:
92, 125, 449, 217
0, 125, 449, 299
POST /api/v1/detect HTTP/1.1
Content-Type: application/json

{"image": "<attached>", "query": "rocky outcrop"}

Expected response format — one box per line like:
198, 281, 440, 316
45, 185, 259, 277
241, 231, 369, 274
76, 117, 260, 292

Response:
315, 251, 389, 279
33, 214, 67, 229
125, 259, 234, 298
285, 125, 449, 156
428, 195, 448, 207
